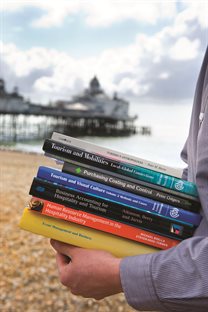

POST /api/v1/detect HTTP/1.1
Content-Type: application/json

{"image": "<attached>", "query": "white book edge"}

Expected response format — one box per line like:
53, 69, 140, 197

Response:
51, 132, 183, 178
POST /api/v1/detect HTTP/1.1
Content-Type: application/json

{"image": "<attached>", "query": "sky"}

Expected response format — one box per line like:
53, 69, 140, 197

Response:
0, 0, 207, 104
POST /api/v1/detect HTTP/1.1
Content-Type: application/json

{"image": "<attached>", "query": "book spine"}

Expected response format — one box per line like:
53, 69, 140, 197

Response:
19, 208, 158, 257
63, 162, 200, 212
30, 197, 179, 250
62, 159, 200, 203
29, 177, 195, 241
51, 132, 182, 178
43, 139, 198, 197
37, 166, 202, 226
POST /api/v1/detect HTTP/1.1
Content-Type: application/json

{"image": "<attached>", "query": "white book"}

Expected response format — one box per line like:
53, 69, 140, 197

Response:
51, 132, 183, 178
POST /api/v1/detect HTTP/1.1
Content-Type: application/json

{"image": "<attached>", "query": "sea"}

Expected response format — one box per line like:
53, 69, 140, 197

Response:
5, 101, 193, 170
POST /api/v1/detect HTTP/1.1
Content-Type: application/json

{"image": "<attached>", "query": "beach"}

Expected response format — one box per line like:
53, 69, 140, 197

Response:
0, 150, 139, 312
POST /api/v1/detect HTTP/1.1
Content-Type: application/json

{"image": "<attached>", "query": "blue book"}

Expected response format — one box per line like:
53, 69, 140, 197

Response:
37, 166, 202, 226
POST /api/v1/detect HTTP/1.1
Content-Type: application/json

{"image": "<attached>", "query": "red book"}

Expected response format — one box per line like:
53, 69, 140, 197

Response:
29, 197, 179, 250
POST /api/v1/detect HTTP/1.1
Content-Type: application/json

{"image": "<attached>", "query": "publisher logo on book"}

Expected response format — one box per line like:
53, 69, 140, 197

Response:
174, 181, 184, 191
76, 167, 82, 174
170, 208, 180, 219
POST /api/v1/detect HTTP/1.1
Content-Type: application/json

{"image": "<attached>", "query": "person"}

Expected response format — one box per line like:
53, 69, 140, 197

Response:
50, 46, 208, 312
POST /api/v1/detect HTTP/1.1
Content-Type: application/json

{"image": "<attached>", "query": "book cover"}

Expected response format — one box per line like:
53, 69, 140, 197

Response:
43, 139, 198, 197
51, 132, 182, 178
29, 197, 180, 250
30, 178, 195, 240
19, 208, 158, 257
37, 166, 202, 226
62, 162, 200, 212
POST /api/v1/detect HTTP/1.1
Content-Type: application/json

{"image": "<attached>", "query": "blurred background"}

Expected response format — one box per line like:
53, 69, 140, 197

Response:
0, 0, 207, 311
0, 0, 207, 167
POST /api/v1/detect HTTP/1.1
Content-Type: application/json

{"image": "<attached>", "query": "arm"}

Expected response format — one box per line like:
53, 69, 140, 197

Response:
180, 139, 188, 180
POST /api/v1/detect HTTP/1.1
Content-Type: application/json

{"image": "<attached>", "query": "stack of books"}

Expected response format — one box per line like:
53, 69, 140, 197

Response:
19, 132, 202, 258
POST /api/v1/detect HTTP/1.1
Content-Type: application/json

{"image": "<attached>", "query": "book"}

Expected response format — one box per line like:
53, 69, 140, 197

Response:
36, 166, 202, 226
62, 162, 200, 212
30, 178, 195, 240
29, 197, 180, 250
51, 132, 183, 178
43, 139, 198, 197
62, 159, 200, 203
19, 208, 158, 257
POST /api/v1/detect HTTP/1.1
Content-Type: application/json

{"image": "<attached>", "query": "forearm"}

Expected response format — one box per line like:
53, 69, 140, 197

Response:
120, 236, 208, 312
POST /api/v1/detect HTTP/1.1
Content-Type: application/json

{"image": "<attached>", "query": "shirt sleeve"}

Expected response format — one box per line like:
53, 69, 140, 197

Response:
180, 139, 188, 180
120, 237, 208, 312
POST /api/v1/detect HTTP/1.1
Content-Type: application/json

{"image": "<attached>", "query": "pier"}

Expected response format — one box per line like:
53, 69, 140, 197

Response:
0, 78, 151, 142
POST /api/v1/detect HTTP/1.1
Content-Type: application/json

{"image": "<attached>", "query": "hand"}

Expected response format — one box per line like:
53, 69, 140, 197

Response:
50, 239, 123, 300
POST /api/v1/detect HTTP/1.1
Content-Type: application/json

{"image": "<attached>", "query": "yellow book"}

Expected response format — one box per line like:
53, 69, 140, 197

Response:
19, 208, 158, 257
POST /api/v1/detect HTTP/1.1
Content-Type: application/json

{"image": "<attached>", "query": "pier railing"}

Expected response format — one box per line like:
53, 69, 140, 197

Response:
0, 108, 141, 142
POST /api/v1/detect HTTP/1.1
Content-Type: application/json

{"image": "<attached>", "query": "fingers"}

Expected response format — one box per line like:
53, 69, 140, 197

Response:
50, 239, 80, 257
